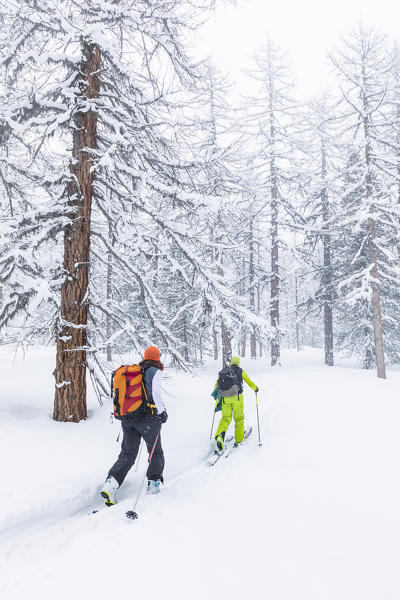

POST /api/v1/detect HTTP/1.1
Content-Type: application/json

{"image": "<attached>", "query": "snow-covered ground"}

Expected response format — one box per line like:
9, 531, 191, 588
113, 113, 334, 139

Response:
2, 346, 400, 600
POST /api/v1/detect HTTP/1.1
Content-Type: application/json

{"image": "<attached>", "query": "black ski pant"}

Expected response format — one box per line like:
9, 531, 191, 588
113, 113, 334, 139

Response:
107, 412, 164, 486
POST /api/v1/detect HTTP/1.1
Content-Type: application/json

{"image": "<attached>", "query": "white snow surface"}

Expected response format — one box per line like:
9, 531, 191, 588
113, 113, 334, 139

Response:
1, 346, 400, 600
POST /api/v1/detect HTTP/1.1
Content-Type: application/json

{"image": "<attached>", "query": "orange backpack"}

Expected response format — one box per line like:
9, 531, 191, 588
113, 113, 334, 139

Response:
111, 364, 152, 420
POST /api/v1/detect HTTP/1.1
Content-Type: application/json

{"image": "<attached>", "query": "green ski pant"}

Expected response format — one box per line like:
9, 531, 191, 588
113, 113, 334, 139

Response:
215, 394, 244, 443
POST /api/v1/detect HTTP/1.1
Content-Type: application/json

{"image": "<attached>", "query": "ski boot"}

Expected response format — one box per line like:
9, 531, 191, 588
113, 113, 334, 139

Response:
146, 478, 163, 495
215, 434, 224, 451
101, 476, 119, 506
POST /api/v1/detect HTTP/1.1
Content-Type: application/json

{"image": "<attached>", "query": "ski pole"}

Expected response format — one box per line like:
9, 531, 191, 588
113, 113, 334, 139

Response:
134, 439, 144, 472
126, 433, 159, 520
255, 391, 262, 447
209, 408, 216, 439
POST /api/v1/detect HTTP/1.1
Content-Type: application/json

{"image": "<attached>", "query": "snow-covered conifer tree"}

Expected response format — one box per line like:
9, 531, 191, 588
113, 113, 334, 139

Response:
2, 0, 257, 420
330, 24, 399, 377
299, 94, 342, 366
193, 60, 272, 367
244, 39, 300, 366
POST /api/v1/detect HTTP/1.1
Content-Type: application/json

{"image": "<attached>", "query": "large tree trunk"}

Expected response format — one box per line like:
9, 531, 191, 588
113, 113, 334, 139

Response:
361, 58, 385, 379
321, 142, 334, 366
367, 216, 386, 378
54, 41, 101, 422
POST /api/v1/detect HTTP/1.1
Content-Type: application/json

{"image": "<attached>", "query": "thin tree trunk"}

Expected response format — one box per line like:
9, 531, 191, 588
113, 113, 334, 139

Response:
183, 317, 189, 362
54, 42, 101, 422
213, 327, 218, 361
321, 141, 334, 366
241, 332, 247, 357
217, 262, 232, 367
249, 220, 257, 358
393, 54, 400, 265
270, 175, 280, 365
294, 269, 300, 352
268, 50, 280, 367
221, 319, 232, 367
397, 146, 400, 263
257, 227, 262, 358
363, 340, 374, 370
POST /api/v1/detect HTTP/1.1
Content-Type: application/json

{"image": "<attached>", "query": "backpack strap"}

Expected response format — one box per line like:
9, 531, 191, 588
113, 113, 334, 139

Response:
141, 372, 156, 415
110, 371, 114, 399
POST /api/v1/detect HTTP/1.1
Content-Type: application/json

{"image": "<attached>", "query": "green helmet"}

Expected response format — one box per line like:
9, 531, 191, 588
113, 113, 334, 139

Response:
231, 356, 241, 366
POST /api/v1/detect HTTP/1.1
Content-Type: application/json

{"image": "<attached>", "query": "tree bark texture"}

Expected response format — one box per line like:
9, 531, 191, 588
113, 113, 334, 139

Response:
183, 317, 189, 362
270, 172, 280, 365
294, 269, 300, 352
249, 220, 257, 358
241, 332, 247, 357
221, 319, 232, 368
362, 338, 375, 370
257, 231, 262, 358
268, 60, 280, 367
213, 328, 218, 361
361, 59, 386, 379
106, 219, 113, 363
367, 216, 386, 379
217, 262, 232, 367
321, 143, 334, 366
54, 41, 101, 422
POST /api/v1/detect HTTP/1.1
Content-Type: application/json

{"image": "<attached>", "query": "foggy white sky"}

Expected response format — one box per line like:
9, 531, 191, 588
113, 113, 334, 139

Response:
202, 0, 400, 97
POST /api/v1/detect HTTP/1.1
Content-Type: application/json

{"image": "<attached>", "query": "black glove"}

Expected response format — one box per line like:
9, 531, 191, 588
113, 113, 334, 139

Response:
159, 410, 168, 424
255, 387, 259, 393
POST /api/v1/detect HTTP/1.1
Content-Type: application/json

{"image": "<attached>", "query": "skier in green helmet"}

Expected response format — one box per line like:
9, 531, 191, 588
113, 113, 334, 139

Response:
212, 356, 258, 451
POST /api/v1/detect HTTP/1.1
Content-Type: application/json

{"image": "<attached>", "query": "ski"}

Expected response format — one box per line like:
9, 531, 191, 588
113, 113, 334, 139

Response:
225, 426, 253, 458
206, 435, 233, 466
206, 449, 224, 466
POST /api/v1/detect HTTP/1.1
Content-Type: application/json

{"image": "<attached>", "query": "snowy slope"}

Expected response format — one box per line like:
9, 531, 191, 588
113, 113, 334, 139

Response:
1, 346, 400, 600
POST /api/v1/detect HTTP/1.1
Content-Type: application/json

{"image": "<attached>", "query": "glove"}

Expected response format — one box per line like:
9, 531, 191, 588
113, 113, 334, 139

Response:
255, 387, 259, 393
158, 410, 168, 424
